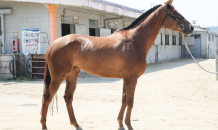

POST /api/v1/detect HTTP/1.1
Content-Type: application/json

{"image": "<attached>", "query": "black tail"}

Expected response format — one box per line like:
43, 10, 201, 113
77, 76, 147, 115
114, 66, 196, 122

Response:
41, 61, 58, 115
44, 61, 51, 94
41, 61, 51, 115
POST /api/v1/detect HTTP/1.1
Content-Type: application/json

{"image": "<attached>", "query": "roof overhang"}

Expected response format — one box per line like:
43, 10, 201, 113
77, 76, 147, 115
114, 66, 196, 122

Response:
0, 0, 142, 18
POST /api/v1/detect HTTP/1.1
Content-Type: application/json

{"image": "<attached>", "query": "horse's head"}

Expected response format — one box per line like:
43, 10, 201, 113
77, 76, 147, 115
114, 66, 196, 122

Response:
162, 0, 194, 36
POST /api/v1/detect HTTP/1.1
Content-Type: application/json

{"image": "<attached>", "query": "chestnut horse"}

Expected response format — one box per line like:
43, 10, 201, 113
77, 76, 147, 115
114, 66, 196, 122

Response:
40, 0, 194, 130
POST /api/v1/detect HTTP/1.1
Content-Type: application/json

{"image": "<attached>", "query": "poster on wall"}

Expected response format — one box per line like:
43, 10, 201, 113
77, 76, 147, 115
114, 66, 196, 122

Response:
22, 28, 40, 55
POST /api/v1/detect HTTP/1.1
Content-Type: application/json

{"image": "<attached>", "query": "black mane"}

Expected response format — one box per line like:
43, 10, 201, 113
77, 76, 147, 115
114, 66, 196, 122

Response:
121, 4, 162, 31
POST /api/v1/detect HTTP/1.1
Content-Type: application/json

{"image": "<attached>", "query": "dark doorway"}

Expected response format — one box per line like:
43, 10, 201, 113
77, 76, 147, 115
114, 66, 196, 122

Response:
62, 24, 70, 36
111, 29, 117, 34
89, 28, 96, 36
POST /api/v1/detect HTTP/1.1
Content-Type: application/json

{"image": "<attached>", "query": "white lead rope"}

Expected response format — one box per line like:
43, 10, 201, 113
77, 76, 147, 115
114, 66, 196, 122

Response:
182, 34, 218, 74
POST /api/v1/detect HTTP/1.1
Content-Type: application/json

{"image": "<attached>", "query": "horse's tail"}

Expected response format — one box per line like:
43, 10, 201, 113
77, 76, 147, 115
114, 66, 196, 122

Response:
43, 61, 51, 96
41, 60, 51, 115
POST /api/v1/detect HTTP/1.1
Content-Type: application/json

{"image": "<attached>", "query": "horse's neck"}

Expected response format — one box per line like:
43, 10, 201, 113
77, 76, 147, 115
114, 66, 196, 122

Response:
130, 7, 164, 56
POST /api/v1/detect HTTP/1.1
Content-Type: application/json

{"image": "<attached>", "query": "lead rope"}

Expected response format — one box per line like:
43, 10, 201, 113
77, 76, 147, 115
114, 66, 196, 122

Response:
182, 33, 218, 74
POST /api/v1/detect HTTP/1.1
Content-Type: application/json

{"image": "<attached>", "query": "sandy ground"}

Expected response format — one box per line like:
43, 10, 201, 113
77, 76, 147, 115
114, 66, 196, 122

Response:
1, 58, 218, 130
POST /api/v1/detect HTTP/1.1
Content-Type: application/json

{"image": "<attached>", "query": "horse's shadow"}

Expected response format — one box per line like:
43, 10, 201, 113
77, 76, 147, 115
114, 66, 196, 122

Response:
77, 71, 121, 83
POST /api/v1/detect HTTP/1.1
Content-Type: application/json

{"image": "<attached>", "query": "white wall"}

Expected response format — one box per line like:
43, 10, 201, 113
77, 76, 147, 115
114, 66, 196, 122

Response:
56, 5, 130, 38
208, 33, 216, 59
0, 2, 49, 54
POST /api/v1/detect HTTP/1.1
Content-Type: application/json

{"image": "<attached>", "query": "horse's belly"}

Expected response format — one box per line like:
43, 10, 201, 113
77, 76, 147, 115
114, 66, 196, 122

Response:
75, 58, 123, 78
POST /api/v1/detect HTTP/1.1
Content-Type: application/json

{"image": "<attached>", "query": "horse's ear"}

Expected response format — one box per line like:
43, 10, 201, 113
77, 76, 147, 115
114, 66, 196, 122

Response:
165, 0, 173, 6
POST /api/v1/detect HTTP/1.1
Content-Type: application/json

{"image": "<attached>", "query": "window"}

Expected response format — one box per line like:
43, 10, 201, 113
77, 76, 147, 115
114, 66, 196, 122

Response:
208, 34, 210, 41
0, 16, 1, 37
194, 35, 201, 39
89, 20, 99, 36
0, 15, 3, 53
89, 20, 98, 28
165, 35, 169, 45
161, 34, 163, 45
179, 33, 182, 45
212, 35, 214, 41
172, 35, 176, 45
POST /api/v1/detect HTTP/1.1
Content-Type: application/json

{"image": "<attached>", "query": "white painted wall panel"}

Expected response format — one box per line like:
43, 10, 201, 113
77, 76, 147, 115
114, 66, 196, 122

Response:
154, 34, 161, 45
0, 2, 49, 54
75, 24, 86, 35
99, 28, 111, 37
183, 37, 194, 45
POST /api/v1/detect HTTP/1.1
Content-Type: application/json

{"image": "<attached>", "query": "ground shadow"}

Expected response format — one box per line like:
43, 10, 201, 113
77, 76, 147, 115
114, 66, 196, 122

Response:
144, 58, 209, 75
77, 71, 121, 84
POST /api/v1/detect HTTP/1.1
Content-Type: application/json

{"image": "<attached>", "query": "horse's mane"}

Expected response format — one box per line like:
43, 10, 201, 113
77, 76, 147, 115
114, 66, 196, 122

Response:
121, 4, 162, 31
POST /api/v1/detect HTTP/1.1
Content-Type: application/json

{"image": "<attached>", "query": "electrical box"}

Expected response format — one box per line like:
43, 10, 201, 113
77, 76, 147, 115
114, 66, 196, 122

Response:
11, 39, 19, 52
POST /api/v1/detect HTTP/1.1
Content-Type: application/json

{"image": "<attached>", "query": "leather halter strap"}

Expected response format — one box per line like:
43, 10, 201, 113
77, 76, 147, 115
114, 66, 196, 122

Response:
162, 5, 185, 30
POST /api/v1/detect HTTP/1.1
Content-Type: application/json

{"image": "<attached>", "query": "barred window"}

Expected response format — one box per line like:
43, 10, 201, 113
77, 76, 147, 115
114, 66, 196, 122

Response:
165, 35, 169, 45
179, 33, 182, 45
172, 35, 176, 45
161, 34, 163, 45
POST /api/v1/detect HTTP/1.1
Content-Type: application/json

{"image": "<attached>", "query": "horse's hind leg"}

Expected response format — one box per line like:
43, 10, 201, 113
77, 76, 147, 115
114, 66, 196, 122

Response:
41, 77, 65, 130
64, 66, 82, 130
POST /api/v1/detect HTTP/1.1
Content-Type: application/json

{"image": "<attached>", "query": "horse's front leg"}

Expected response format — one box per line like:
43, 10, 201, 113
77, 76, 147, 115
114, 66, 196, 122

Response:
124, 76, 137, 130
117, 80, 127, 130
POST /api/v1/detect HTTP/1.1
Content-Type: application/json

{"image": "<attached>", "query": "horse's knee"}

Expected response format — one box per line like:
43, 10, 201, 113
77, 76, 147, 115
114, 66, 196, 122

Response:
122, 99, 127, 106
127, 100, 134, 109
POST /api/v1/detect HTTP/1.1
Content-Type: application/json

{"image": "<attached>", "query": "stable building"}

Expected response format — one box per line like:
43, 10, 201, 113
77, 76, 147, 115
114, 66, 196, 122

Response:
182, 27, 218, 59
0, 0, 183, 79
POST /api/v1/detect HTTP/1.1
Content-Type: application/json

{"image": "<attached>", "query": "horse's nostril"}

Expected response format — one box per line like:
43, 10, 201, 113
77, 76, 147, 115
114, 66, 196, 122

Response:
191, 26, 194, 31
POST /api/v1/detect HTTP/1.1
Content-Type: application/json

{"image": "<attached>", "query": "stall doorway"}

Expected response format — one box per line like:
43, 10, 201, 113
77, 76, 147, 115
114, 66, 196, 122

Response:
111, 29, 117, 34
89, 28, 96, 36
89, 28, 99, 37
62, 24, 70, 36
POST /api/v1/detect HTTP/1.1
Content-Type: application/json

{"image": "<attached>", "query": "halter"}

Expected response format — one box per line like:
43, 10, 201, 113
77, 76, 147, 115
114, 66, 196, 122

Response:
162, 5, 185, 30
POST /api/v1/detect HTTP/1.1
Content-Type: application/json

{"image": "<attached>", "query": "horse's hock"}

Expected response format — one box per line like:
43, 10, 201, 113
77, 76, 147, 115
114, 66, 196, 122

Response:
0, 54, 25, 80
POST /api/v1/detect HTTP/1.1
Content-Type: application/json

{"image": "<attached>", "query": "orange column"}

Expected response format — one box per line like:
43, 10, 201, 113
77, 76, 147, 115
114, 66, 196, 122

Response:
48, 5, 57, 44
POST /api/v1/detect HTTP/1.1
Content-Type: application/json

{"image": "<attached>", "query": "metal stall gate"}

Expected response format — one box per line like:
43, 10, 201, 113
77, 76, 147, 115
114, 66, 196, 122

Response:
30, 54, 45, 79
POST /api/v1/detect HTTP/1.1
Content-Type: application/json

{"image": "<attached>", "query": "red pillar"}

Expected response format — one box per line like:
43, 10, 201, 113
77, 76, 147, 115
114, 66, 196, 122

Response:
48, 5, 57, 44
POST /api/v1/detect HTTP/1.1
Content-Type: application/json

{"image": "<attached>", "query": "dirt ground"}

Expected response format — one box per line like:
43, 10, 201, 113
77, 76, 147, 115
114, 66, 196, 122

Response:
1, 58, 218, 130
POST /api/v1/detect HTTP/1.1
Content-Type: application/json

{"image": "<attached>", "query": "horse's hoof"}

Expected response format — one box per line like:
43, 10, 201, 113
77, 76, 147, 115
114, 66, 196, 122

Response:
118, 127, 125, 130
76, 127, 83, 130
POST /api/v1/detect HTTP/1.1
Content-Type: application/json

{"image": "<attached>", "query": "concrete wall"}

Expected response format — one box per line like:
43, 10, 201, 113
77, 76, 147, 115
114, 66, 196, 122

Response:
208, 33, 216, 59
0, 2, 50, 54
148, 28, 182, 63
56, 5, 130, 37
189, 31, 217, 59
0, 53, 25, 79
0, 2, 50, 75
0, 0, 142, 18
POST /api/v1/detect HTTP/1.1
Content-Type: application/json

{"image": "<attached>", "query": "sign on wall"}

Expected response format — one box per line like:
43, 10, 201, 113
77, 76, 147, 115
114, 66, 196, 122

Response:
22, 28, 40, 55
